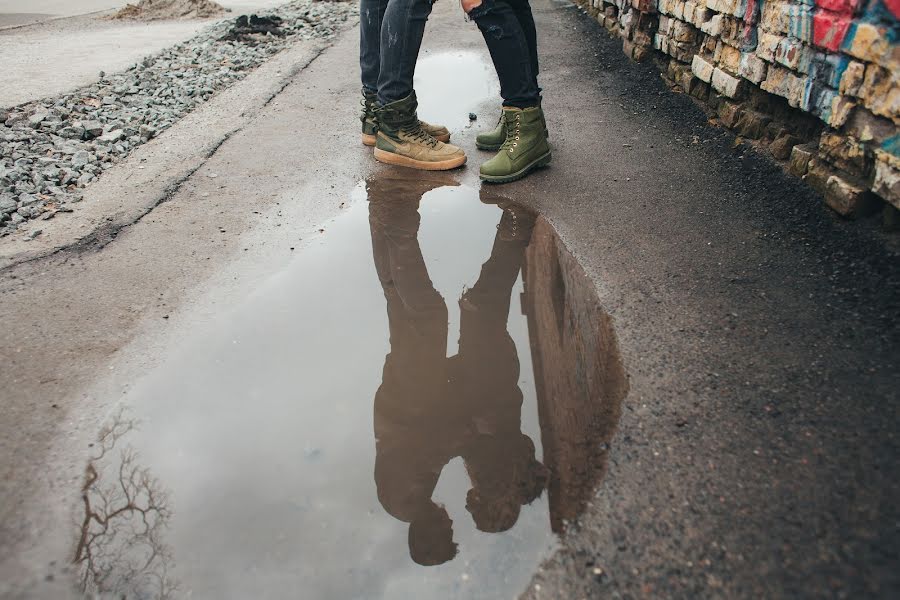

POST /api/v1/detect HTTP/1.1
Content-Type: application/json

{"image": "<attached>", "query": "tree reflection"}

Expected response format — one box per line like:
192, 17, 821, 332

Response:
73, 410, 177, 598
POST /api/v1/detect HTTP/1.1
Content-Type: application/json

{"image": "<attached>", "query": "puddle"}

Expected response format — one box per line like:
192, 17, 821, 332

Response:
414, 51, 500, 130
72, 178, 628, 598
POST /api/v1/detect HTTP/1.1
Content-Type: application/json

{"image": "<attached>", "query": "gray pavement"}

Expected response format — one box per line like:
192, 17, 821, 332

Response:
0, 0, 898, 598
0, 0, 289, 108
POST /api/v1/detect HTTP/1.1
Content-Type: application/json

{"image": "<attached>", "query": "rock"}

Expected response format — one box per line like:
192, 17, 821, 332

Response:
99, 129, 125, 143
788, 143, 815, 177
770, 133, 799, 161
28, 111, 48, 127
76, 173, 95, 188
81, 120, 104, 138
824, 175, 879, 218
4, 112, 26, 127
0, 196, 16, 214
71, 150, 91, 168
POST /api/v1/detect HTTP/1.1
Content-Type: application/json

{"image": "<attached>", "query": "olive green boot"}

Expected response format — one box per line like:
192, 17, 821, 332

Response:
361, 88, 450, 147
479, 106, 551, 183
475, 112, 507, 151
374, 92, 467, 171
476, 107, 549, 152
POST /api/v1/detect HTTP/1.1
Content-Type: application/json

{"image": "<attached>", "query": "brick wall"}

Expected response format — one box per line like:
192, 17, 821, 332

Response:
579, 0, 900, 219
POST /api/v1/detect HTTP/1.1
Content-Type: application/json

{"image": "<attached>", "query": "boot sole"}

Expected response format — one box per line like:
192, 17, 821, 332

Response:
480, 151, 552, 184
476, 141, 503, 151
374, 147, 467, 171
363, 132, 449, 147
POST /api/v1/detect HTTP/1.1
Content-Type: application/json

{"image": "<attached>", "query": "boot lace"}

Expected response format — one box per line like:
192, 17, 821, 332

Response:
400, 118, 438, 148
501, 111, 521, 155
360, 96, 373, 122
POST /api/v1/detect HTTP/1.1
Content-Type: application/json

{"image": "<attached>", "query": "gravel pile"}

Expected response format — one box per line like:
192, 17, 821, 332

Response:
112, 0, 228, 21
0, 0, 356, 238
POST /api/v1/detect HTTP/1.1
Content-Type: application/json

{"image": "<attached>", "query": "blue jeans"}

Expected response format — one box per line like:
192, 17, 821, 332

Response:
360, 0, 435, 106
468, 0, 541, 108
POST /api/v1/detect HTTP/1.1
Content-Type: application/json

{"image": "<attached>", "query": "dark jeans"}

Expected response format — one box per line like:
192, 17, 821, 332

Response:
359, 0, 434, 106
469, 0, 541, 108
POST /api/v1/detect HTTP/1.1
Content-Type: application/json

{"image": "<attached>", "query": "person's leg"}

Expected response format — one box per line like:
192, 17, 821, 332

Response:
360, 0, 388, 94
507, 0, 540, 100
468, 0, 540, 109
375, 0, 433, 106
471, 0, 546, 155
467, 0, 550, 182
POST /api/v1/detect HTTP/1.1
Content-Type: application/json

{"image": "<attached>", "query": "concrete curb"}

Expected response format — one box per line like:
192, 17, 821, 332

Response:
0, 36, 336, 270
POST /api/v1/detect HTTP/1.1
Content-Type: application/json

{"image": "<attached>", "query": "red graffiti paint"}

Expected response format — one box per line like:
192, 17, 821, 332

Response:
885, 0, 900, 19
815, 0, 859, 13
814, 10, 853, 51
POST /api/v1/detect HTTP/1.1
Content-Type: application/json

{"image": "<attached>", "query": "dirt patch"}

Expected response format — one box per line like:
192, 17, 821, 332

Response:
112, 0, 228, 21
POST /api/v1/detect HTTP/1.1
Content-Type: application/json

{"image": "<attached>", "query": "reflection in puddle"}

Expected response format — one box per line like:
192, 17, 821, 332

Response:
74, 410, 177, 598
71, 178, 627, 598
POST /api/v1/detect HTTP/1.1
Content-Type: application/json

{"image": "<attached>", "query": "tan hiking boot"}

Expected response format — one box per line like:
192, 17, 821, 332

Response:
373, 92, 466, 171
361, 88, 450, 147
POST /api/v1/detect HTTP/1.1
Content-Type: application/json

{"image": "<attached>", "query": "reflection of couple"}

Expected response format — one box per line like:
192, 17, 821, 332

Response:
368, 178, 547, 566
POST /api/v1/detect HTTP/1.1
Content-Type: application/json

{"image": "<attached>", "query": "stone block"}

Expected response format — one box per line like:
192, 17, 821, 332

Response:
690, 78, 712, 99
838, 60, 866, 97
669, 39, 697, 61
857, 65, 899, 122
655, 33, 670, 50
803, 158, 832, 194
770, 132, 801, 159
632, 0, 658, 11
814, 0, 860, 12
700, 13, 723, 35
789, 143, 816, 176
718, 100, 744, 126
739, 52, 768, 84
761, 64, 806, 107
818, 131, 872, 177
774, 37, 812, 73
873, 150, 900, 209
674, 0, 686, 18
824, 175, 879, 218
691, 4, 710, 26
669, 59, 693, 81
757, 32, 783, 62
671, 19, 697, 42
841, 22, 892, 64
692, 54, 716, 82
812, 10, 851, 52
719, 43, 742, 73
659, 14, 672, 33
684, 0, 697, 20
735, 110, 772, 138
634, 28, 654, 46
706, 0, 737, 13
826, 95, 856, 128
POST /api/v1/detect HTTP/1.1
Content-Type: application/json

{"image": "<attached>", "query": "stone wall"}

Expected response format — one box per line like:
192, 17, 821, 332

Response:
579, 0, 900, 220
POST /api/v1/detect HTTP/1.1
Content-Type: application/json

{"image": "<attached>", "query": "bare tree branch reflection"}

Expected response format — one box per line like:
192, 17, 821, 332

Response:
73, 409, 177, 598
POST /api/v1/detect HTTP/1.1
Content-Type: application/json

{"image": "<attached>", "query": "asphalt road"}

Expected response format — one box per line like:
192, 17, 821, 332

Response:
1, 0, 898, 597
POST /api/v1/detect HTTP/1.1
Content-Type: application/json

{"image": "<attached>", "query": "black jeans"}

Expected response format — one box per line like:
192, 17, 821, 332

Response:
469, 0, 541, 108
359, 0, 434, 106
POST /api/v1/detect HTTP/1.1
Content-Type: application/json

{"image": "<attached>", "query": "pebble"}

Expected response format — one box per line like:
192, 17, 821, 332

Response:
0, 0, 354, 238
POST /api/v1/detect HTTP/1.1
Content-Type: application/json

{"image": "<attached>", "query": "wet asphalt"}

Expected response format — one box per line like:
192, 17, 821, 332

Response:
0, 0, 898, 597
